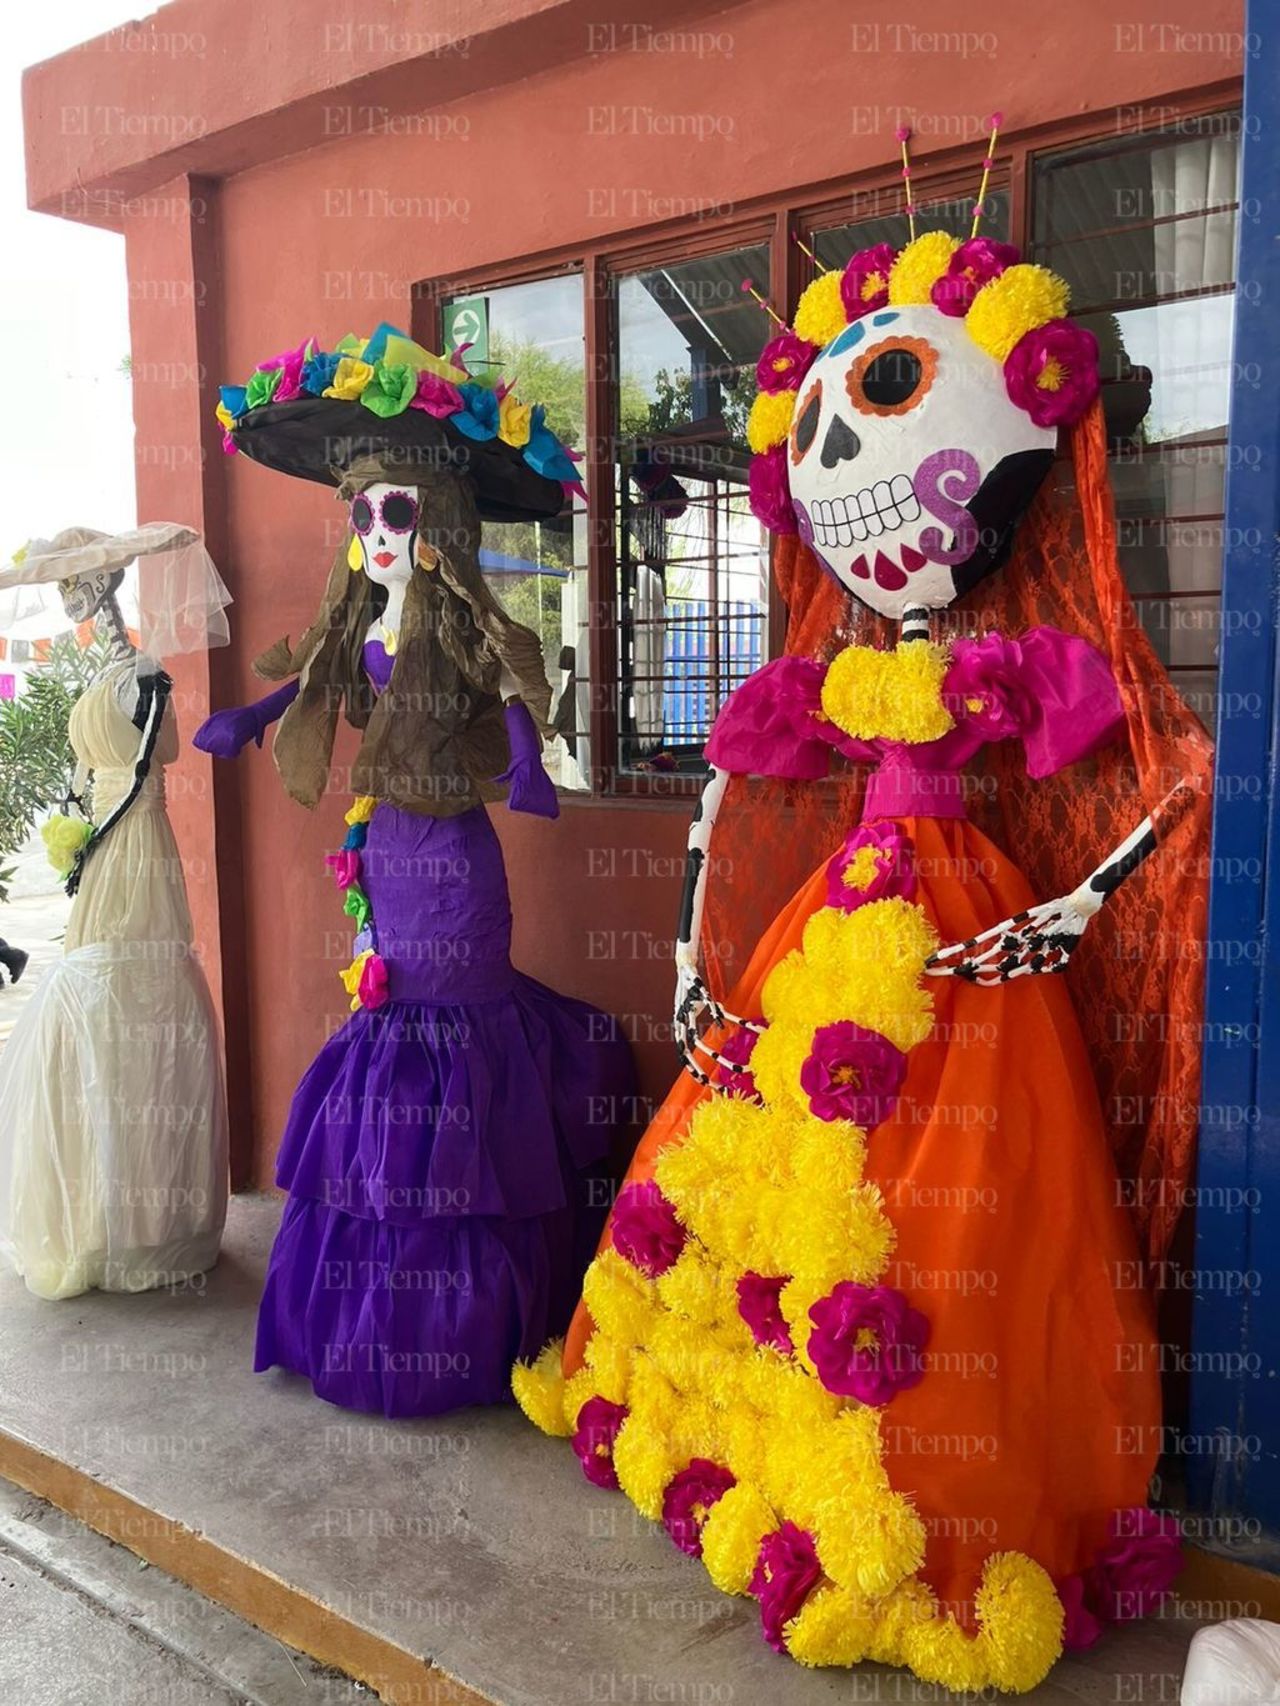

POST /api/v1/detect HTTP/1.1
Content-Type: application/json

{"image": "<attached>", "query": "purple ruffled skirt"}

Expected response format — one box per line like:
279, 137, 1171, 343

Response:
254, 804, 634, 1416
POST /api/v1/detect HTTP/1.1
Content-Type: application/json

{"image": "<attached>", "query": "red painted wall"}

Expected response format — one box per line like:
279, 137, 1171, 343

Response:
27, 0, 1244, 1185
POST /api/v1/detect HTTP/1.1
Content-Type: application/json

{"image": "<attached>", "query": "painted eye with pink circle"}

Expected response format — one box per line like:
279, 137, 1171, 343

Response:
379, 490, 418, 533
350, 495, 375, 535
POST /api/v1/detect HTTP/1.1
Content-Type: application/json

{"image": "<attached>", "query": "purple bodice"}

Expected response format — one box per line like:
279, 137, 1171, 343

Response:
704, 627, 1125, 820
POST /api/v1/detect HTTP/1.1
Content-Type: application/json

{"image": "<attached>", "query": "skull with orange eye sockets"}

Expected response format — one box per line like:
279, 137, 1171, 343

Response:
786, 306, 1057, 620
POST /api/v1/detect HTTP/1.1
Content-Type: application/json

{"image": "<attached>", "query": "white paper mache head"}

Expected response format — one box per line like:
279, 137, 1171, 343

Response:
350, 481, 420, 585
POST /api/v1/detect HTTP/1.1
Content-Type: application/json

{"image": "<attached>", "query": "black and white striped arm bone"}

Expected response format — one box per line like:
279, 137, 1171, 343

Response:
674, 971, 764, 1089
923, 790, 1195, 984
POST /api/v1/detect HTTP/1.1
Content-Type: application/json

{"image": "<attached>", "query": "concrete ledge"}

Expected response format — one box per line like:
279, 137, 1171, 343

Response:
0, 1194, 1230, 1706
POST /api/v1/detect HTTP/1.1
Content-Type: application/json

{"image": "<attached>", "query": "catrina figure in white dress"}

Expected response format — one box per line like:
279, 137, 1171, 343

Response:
0, 525, 231, 1299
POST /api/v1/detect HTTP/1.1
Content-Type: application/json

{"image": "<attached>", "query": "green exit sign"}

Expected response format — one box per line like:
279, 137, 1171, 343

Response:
442, 296, 489, 372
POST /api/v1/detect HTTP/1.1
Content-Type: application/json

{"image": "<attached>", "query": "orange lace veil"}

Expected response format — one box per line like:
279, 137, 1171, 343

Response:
703, 399, 1213, 1267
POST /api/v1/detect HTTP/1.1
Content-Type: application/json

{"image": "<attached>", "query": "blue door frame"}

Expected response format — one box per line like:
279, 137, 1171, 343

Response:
1189, 2, 1280, 1546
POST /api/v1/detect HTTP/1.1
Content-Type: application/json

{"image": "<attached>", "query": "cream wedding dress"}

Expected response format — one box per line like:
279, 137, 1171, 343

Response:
0, 661, 228, 1298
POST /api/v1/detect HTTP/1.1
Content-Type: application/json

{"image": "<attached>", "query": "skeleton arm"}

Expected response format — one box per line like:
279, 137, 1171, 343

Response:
925, 780, 1198, 984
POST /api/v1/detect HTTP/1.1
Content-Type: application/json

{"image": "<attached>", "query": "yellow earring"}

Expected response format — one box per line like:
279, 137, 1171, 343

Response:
347, 534, 363, 573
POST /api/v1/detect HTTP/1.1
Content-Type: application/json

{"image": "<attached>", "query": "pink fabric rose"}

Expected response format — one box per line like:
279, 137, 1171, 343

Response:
824, 821, 917, 914
410, 370, 465, 419
259, 337, 313, 403
756, 328, 816, 394
807, 1281, 930, 1405
944, 632, 1034, 744
571, 1396, 628, 1489
357, 952, 389, 1012
661, 1459, 737, 1557
737, 1272, 793, 1353
715, 1025, 760, 1097
1004, 318, 1100, 427
325, 849, 360, 890
1091, 1508, 1182, 1623
611, 1181, 686, 1278
748, 447, 798, 535
751, 1522, 822, 1653
800, 1021, 907, 1128
931, 238, 1020, 317
1058, 1572, 1105, 1651
840, 243, 897, 321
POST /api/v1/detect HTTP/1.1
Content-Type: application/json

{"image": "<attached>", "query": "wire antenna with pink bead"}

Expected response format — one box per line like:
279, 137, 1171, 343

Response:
970, 112, 1004, 238
896, 125, 917, 242
740, 278, 787, 329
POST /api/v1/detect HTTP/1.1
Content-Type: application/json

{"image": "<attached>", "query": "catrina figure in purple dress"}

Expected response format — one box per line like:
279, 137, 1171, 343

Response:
196, 327, 635, 1416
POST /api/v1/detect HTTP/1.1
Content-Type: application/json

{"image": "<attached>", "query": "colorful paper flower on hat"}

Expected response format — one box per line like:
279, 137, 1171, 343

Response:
748, 445, 799, 535
257, 337, 315, 403
755, 329, 816, 395
360, 360, 417, 419
572, 1396, 628, 1489
825, 822, 917, 914
498, 392, 533, 447
323, 356, 375, 401
1004, 318, 1100, 427
799, 1019, 907, 1127
840, 243, 897, 321
244, 365, 283, 411
411, 370, 464, 419
736, 1272, 793, 1353
611, 1181, 687, 1278
453, 381, 501, 441
751, 1523, 822, 1653
662, 1460, 737, 1558
807, 1281, 930, 1405
931, 238, 1020, 318
944, 632, 1033, 742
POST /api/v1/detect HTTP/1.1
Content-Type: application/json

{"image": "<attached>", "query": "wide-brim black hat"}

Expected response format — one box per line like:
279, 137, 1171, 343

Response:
231, 397, 566, 524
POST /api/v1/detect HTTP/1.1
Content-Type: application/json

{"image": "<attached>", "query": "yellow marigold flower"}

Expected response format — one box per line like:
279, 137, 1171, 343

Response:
820, 640, 954, 745
700, 1481, 776, 1595
904, 1616, 990, 1694
888, 232, 961, 305
793, 272, 848, 348
746, 387, 797, 453
966, 264, 1071, 363
582, 1331, 634, 1405
817, 1488, 927, 1597
323, 356, 375, 400
510, 1338, 574, 1437
581, 1249, 656, 1346
786, 1583, 879, 1667
655, 1245, 721, 1325
611, 1416, 676, 1520
866, 1576, 938, 1667
344, 795, 377, 825
974, 1551, 1064, 1693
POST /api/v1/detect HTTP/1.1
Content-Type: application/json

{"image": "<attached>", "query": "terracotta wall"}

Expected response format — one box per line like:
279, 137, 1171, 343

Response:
109, 0, 1242, 1184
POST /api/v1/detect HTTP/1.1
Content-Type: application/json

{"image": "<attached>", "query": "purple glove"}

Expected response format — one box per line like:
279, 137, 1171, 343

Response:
193, 679, 300, 759
498, 701, 559, 820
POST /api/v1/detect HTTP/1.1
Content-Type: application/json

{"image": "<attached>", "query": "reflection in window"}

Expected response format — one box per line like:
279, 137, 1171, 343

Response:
442, 274, 590, 790
1031, 114, 1241, 730
614, 245, 771, 775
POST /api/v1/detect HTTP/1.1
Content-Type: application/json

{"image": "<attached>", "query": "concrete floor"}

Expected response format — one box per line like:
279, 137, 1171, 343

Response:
0, 1477, 369, 1704
0, 1195, 1204, 1706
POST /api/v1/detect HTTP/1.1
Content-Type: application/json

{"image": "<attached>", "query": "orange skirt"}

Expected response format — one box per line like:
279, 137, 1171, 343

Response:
564, 815, 1160, 1614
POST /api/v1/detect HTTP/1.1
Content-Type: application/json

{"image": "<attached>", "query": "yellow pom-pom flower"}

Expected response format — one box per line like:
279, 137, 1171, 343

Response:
973, 1552, 1064, 1693
700, 1482, 776, 1595
966, 264, 1071, 363
820, 640, 954, 745
888, 233, 961, 305
510, 1339, 574, 1437
746, 388, 798, 453
611, 1415, 676, 1519
793, 271, 848, 349
786, 1583, 878, 1668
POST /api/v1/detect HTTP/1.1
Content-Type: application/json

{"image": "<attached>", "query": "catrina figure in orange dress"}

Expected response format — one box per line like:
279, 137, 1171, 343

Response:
514, 126, 1211, 1694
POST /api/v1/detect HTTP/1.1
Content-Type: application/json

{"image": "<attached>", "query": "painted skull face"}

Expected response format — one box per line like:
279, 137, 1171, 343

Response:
59, 567, 120, 624
787, 306, 1056, 618
350, 482, 419, 585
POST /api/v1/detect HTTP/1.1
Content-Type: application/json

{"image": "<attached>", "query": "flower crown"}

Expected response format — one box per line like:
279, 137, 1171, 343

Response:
744, 119, 1099, 537
216, 322, 585, 500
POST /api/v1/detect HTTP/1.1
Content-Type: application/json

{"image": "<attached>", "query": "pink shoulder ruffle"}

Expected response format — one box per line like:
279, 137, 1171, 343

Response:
704, 656, 876, 779
945, 626, 1125, 779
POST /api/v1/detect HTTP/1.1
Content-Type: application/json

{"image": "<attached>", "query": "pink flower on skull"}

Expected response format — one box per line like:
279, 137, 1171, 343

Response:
1004, 318, 1100, 427
756, 329, 816, 394
748, 447, 799, 535
839, 243, 897, 321
931, 238, 1020, 317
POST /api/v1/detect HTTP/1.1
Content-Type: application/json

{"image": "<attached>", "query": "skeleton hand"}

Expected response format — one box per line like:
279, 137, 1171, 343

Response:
925, 882, 1104, 984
